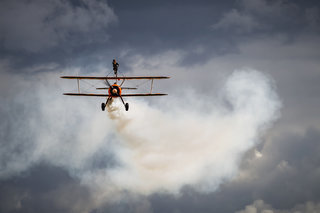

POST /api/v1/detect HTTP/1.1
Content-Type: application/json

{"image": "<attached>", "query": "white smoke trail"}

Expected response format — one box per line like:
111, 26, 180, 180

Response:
84, 69, 281, 196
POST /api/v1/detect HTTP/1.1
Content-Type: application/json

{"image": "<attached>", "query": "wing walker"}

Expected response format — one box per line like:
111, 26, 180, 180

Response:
61, 59, 170, 111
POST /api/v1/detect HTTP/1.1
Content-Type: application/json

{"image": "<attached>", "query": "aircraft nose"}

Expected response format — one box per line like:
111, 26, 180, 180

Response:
112, 88, 117, 94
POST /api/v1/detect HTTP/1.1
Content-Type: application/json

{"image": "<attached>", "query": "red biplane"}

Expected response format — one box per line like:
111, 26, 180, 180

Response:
61, 60, 170, 111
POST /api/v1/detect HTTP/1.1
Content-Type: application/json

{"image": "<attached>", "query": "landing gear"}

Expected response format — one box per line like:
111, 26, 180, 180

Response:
119, 96, 129, 111
101, 97, 112, 111
101, 103, 106, 111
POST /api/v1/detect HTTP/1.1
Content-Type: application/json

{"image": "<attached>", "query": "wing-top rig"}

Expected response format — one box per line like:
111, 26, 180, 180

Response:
61, 59, 170, 111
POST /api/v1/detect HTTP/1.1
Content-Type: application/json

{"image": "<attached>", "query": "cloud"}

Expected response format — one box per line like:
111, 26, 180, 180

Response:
0, 0, 117, 52
305, 7, 320, 31
212, 0, 317, 35
240, 0, 298, 17
212, 9, 259, 33
0, 164, 97, 213
236, 199, 320, 213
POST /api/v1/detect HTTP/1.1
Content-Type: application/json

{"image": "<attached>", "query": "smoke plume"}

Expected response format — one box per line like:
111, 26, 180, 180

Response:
94, 69, 281, 196
0, 67, 281, 204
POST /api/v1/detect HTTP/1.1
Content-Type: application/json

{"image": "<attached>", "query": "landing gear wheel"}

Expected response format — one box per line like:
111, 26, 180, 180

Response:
125, 103, 129, 111
101, 103, 106, 111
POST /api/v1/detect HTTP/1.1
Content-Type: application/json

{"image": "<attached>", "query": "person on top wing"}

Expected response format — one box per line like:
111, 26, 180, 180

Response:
112, 59, 119, 76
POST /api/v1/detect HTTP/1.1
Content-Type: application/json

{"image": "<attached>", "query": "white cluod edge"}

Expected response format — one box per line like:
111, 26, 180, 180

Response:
87, 69, 281, 197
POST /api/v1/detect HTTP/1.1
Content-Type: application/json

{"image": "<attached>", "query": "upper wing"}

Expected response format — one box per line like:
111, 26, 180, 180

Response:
63, 93, 167, 97
61, 76, 170, 80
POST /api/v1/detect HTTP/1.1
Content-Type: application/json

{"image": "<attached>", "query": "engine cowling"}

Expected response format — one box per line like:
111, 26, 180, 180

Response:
108, 84, 122, 97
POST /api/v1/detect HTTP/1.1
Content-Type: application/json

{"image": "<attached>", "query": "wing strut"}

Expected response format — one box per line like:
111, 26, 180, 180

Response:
150, 79, 154, 94
77, 79, 80, 93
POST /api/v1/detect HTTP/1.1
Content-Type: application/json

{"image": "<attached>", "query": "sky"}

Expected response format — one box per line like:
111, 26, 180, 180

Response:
0, 0, 320, 212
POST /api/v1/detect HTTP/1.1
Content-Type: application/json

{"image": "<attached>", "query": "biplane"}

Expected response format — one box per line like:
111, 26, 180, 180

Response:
61, 60, 170, 111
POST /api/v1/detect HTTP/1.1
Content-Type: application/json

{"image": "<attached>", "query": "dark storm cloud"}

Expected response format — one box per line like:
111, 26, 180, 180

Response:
0, 0, 117, 52
107, 0, 320, 67
0, 163, 96, 213
1, 0, 319, 70
0, 0, 117, 70
212, 0, 320, 37
106, 0, 238, 65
